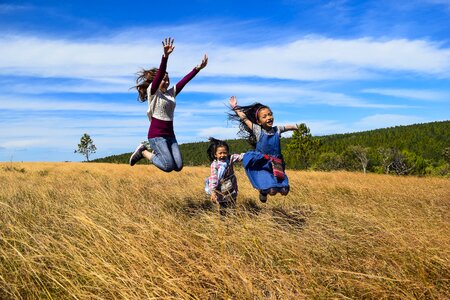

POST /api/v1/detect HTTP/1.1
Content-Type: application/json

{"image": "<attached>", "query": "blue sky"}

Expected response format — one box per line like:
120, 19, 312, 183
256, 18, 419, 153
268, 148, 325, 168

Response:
0, 0, 449, 162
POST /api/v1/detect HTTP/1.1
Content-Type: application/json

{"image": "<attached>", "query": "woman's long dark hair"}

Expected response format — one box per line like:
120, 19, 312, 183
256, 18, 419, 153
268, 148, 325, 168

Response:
132, 68, 158, 102
228, 102, 270, 148
207, 137, 230, 162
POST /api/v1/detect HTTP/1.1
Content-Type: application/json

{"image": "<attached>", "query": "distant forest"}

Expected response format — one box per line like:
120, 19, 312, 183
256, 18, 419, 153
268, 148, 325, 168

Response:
91, 120, 450, 176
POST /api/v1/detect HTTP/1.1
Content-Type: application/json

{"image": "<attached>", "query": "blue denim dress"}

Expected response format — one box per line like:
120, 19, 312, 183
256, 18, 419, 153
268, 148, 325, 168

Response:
242, 127, 289, 192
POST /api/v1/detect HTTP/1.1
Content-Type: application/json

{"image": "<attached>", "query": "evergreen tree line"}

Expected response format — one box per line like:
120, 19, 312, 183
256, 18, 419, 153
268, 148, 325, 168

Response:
91, 121, 449, 176
285, 121, 449, 176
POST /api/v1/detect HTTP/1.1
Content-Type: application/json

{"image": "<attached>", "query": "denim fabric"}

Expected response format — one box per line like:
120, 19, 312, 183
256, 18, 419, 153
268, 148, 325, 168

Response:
243, 126, 289, 192
148, 136, 183, 172
255, 126, 281, 157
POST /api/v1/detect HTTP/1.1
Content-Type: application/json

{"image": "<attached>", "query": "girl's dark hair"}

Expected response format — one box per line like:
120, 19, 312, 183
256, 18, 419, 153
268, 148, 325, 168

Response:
133, 68, 158, 102
228, 102, 271, 148
207, 137, 230, 162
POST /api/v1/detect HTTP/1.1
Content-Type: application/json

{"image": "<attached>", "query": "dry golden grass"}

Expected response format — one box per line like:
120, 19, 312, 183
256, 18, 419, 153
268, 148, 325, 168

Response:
0, 162, 449, 299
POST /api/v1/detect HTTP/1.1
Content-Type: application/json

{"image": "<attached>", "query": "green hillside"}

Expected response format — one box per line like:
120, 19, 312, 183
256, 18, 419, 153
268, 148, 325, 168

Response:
318, 120, 449, 161
92, 120, 449, 175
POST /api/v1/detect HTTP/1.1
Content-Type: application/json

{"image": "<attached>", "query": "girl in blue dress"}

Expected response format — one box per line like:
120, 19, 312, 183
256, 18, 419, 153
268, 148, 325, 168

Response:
229, 96, 299, 202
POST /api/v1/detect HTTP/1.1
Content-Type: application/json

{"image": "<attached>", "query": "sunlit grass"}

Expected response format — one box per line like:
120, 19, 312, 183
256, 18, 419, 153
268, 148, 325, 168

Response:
1, 162, 449, 299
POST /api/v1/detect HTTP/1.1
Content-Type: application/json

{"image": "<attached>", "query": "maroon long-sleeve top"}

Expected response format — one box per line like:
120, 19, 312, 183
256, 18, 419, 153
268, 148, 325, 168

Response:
146, 55, 200, 138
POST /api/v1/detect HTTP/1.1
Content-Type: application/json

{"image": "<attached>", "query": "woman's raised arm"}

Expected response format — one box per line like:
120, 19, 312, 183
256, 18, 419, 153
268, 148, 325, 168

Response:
175, 54, 208, 96
150, 37, 174, 95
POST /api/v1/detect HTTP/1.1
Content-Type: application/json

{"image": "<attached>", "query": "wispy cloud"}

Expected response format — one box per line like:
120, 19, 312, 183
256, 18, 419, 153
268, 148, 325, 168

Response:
190, 83, 413, 108
1, 78, 132, 94
0, 80, 414, 110
196, 127, 240, 140
0, 95, 141, 113
355, 113, 427, 129
298, 120, 352, 136
424, 0, 450, 10
1, 34, 449, 81
362, 88, 450, 101
0, 4, 33, 13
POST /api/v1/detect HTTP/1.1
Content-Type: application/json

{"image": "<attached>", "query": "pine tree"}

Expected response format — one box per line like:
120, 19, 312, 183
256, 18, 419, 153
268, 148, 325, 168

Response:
74, 133, 97, 162
286, 123, 321, 169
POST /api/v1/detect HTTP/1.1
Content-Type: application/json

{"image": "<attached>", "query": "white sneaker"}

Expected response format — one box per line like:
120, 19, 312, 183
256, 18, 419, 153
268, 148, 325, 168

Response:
129, 144, 146, 166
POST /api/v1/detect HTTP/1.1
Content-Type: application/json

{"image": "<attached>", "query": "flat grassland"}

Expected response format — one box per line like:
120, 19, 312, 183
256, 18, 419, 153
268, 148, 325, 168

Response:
1, 163, 449, 299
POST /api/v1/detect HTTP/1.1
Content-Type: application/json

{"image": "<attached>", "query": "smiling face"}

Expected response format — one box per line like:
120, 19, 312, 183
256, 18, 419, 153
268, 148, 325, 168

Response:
214, 146, 228, 161
159, 73, 170, 92
256, 107, 274, 129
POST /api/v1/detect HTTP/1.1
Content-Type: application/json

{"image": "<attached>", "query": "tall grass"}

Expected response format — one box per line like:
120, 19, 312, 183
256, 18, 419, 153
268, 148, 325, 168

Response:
1, 162, 449, 299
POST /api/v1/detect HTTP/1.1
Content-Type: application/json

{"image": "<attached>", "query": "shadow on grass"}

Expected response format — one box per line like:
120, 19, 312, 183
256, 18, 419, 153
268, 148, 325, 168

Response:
239, 198, 263, 215
2, 166, 26, 173
270, 206, 308, 230
178, 197, 215, 216
239, 198, 311, 230
171, 196, 311, 231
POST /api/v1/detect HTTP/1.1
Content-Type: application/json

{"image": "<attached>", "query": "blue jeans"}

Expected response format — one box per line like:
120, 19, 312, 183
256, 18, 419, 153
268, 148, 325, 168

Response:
148, 136, 183, 172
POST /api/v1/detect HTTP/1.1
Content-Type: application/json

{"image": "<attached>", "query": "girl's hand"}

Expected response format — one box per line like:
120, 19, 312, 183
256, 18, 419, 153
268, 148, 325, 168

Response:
229, 96, 238, 108
162, 37, 175, 57
231, 95, 253, 129
196, 54, 208, 70
210, 191, 218, 202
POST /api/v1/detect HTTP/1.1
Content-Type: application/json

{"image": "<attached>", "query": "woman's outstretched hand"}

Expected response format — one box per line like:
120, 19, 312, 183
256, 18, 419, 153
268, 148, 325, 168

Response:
229, 96, 237, 109
196, 54, 208, 70
162, 37, 175, 57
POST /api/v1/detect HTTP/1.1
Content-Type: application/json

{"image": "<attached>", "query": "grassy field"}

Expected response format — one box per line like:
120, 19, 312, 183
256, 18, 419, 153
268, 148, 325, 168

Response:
0, 162, 449, 299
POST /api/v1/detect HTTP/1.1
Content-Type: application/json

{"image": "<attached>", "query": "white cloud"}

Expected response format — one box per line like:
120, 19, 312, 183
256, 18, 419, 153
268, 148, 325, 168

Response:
355, 114, 427, 129
301, 120, 352, 136
362, 88, 450, 101
0, 138, 50, 148
196, 127, 240, 140
189, 83, 412, 108
3, 78, 132, 94
0, 4, 32, 13
0, 95, 142, 114
1, 34, 449, 82
1, 81, 412, 110
424, 0, 450, 9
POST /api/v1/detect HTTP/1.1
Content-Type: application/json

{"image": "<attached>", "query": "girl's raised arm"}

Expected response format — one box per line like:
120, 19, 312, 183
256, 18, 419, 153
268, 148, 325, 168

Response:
284, 124, 299, 131
230, 96, 253, 129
